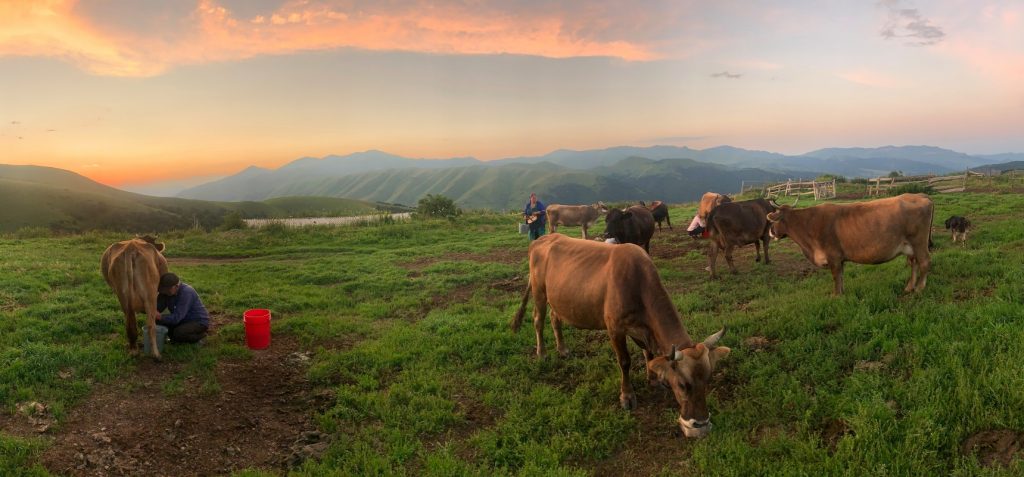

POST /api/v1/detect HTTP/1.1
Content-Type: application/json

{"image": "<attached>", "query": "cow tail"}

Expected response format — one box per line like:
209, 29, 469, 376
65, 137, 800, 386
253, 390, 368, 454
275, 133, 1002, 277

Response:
122, 249, 136, 311
511, 277, 531, 333
928, 201, 935, 250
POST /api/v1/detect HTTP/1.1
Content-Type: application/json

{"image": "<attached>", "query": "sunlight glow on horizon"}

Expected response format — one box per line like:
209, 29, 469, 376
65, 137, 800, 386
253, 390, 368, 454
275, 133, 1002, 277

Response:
2, 0, 1023, 187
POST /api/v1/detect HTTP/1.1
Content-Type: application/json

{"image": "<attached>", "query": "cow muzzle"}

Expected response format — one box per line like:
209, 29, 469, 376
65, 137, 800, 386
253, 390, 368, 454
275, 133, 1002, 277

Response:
678, 416, 712, 438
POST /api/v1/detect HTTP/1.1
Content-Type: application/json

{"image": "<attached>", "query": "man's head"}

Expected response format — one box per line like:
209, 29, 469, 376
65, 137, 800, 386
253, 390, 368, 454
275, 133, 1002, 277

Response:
158, 273, 180, 295
529, 192, 537, 205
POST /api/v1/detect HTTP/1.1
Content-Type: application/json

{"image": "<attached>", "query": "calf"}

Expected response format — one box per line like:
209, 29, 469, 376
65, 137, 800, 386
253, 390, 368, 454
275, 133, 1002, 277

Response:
944, 215, 971, 244
547, 202, 608, 240
705, 198, 777, 277
603, 206, 655, 254
512, 234, 730, 437
648, 201, 672, 231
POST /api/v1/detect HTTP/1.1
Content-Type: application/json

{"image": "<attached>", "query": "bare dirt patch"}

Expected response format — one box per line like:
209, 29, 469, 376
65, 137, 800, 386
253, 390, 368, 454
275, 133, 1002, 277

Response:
819, 418, 854, 454
744, 336, 779, 352
961, 429, 1024, 468
35, 336, 329, 476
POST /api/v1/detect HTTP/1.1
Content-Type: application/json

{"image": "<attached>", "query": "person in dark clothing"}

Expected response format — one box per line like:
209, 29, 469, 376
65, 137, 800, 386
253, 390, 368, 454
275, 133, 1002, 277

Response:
524, 192, 547, 241
156, 273, 210, 344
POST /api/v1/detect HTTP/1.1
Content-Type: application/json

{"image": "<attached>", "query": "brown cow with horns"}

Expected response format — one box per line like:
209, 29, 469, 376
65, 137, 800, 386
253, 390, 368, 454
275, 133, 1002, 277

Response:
512, 233, 730, 437
101, 235, 169, 359
766, 193, 934, 295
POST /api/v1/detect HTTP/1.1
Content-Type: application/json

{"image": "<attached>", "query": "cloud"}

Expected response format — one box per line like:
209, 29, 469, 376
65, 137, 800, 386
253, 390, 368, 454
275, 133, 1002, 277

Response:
0, 0, 702, 77
711, 71, 742, 79
879, 0, 945, 46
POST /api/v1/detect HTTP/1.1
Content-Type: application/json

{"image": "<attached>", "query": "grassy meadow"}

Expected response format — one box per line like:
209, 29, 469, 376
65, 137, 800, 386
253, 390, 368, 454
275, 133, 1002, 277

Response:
2, 189, 1024, 476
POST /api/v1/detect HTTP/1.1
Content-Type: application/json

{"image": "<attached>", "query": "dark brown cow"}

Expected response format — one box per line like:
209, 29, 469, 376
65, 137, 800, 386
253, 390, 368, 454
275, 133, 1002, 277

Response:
512, 234, 730, 437
603, 205, 655, 254
767, 193, 934, 295
705, 198, 778, 277
101, 236, 169, 359
648, 201, 672, 230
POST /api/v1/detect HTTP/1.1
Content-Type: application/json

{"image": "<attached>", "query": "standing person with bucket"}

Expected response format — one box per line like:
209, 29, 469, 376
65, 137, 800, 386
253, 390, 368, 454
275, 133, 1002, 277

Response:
523, 192, 547, 241
156, 273, 210, 344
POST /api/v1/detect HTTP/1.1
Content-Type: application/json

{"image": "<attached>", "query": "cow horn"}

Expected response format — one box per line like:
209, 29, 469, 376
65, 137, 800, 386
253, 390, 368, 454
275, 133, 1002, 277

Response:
703, 328, 726, 347
668, 344, 677, 360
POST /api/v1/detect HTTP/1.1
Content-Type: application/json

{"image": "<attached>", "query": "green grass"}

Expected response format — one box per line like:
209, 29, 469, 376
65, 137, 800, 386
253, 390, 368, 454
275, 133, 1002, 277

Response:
1, 190, 1023, 475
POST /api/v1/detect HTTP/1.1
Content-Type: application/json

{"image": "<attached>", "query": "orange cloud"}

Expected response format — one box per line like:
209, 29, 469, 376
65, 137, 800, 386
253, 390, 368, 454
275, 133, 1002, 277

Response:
0, 0, 666, 77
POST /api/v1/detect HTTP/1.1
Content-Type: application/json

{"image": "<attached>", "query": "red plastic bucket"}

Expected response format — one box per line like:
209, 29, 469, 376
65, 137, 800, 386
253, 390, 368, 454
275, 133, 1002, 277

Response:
701, 229, 710, 238
243, 309, 271, 350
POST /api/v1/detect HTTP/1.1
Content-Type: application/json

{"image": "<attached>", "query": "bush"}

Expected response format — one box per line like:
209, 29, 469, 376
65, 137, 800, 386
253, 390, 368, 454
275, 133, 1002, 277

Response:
416, 194, 462, 220
890, 183, 936, 195
218, 211, 247, 231
888, 170, 904, 178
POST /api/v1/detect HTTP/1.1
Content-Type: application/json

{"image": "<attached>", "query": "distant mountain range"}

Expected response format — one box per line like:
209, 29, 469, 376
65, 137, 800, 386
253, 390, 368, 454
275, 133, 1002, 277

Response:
177, 144, 1008, 207
0, 164, 405, 233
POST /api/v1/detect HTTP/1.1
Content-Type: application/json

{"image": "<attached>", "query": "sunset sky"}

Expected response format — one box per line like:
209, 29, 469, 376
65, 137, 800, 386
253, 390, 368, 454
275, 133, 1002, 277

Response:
1, 0, 1022, 190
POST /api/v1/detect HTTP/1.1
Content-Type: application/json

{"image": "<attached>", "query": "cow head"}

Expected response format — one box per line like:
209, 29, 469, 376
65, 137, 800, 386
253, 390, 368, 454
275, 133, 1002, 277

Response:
603, 208, 631, 241
646, 329, 730, 438
594, 201, 609, 214
138, 235, 166, 253
766, 207, 788, 239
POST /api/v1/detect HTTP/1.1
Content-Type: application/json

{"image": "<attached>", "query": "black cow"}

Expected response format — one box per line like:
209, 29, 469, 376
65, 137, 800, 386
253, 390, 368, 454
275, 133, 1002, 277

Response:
647, 201, 672, 231
944, 215, 971, 244
705, 198, 778, 277
603, 206, 655, 254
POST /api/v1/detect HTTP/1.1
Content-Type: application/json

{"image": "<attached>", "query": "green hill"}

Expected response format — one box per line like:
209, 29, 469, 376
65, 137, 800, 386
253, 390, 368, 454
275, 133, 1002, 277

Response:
0, 164, 402, 233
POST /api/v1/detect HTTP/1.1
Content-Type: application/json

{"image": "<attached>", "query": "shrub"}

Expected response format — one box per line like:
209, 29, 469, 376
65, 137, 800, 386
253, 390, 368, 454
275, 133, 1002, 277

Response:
890, 183, 936, 195
416, 194, 462, 220
888, 170, 904, 178
218, 211, 247, 231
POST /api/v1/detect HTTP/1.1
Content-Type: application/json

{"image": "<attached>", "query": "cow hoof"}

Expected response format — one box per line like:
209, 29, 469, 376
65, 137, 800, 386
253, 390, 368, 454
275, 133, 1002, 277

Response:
620, 393, 637, 410
557, 348, 570, 358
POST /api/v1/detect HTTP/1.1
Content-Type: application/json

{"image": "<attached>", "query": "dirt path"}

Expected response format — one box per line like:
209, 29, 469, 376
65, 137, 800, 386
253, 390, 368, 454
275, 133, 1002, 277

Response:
22, 336, 330, 476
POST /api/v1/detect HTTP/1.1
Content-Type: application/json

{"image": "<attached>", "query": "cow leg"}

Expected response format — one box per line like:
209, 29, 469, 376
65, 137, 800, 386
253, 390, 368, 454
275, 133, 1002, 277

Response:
630, 337, 657, 386
725, 245, 738, 274
915, 249, 930, 292
830, 262, 845, 296
708, 243, 719, 278
550, 311, 569, 358
754, 240, 762, 262
666, 215, 672, 230
533, 298, 547, 357
762, 235, 771, 264
904, 256, 918, 293
609, 330, 636, 410
582, 224, 589, 240
644, 240, 651, 255
124, 308, 139, 355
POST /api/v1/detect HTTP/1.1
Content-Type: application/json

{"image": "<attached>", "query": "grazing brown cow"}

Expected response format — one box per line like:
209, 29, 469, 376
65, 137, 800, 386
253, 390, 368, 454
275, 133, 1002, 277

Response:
706, 198, 778, 277
767, 193, 934, 295
603, 206, 655, 254
546, 202, 608, 239
101, 236, 169, 359
698, 192, 732, 222
647, 200, 672, 231
512, 234, 730, 437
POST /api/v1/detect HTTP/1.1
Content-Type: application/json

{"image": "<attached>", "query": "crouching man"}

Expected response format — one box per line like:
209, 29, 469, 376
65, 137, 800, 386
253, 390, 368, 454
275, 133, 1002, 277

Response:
157, 273, 210, 344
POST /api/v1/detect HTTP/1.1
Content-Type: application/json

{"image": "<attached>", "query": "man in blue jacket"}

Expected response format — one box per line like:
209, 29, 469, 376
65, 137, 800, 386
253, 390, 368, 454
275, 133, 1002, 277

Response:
523, 192, 547, 241
156, 273, 210, 344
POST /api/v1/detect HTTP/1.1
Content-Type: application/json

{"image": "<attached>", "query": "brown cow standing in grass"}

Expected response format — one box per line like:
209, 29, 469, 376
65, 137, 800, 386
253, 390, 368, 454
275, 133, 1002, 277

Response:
767, 193, 934, 295
512, 233, 730, 437
101, 235, 169, 359
546, 202, 608, 239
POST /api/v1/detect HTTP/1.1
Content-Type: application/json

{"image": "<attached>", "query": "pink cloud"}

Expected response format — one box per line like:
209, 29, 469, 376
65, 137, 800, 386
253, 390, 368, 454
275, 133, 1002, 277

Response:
0, 0, 698, 77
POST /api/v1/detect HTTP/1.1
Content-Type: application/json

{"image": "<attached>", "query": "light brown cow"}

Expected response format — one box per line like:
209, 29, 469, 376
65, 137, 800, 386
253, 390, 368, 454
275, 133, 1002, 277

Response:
767, 193, 934, 295
698, 192, 732, 222
101, 236, 169, 359
512, 233, 730, 437
546, 202, 608, 239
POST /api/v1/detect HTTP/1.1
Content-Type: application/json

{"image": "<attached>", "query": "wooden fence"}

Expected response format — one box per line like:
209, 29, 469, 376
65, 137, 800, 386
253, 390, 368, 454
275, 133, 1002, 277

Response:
867, 171, 982, 196
762, 178, 837, 200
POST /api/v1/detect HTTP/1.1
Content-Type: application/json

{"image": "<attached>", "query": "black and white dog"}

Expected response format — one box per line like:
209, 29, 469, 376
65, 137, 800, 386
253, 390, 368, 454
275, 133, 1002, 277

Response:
944, 215, 971, 244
